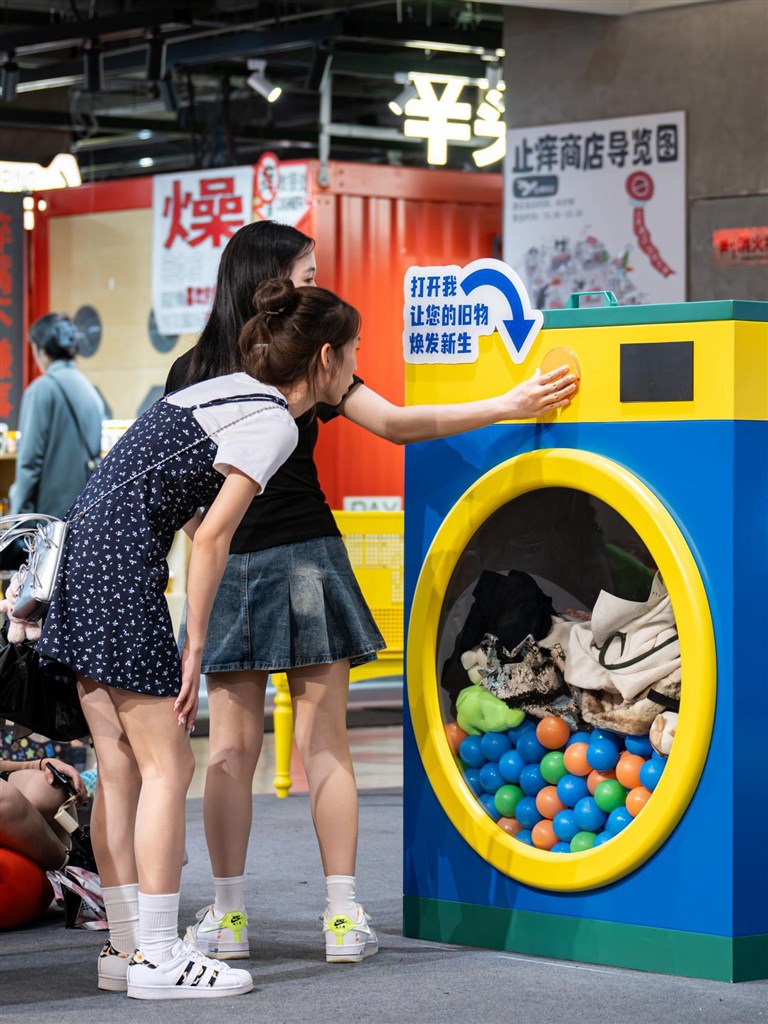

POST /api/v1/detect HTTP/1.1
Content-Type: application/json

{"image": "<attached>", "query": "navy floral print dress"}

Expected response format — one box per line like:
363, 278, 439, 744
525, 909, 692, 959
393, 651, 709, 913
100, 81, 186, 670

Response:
37, 391, 290, 697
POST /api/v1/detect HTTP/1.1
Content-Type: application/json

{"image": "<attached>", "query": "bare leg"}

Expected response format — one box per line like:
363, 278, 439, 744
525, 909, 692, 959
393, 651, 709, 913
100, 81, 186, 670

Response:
288, 661, 357, 876
0, 779, 67, 870
7, 769, 73, 844
203, 670, 268, 878
78, 677, 142, 888
112, 688, 195, 895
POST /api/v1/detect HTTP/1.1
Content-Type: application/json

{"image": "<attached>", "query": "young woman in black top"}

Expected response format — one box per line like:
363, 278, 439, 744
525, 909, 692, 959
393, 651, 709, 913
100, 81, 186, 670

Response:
165, 221, 577, 964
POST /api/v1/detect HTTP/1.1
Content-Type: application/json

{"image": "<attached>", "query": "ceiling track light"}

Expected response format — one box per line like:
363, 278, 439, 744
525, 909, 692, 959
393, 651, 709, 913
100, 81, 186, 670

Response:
1, 54, 20, 103
146, 32, 167, 83
83, 39, 103, 93
246, 59, 282, 103
388, 82, 417, 117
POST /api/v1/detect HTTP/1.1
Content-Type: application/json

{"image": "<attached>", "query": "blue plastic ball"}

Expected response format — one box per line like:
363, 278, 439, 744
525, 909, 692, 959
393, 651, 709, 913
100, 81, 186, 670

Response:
586, 738, 620, 772
515, 830, 534, 846
605, 806, 634, 835
498, 749, 525, 784
517, 732, 548, 764
458, 736, 485, 769
551, 841, 572, 853
480, 731, 512, 762
567, 731, 592, 747
593, 832, 614, 847
515, 796, 541, 830
479, 793, 501, 821
479, 762, 504, 794
552, 810, 580, 842
556, 773, 590, 808
639, 757, 665, 791
573, 796, 607, 832
519, 764, 547, 797
463, 768, 483, 797
507, 718, 537, 745
591, 728, 623, 746
625, 734, 654, 757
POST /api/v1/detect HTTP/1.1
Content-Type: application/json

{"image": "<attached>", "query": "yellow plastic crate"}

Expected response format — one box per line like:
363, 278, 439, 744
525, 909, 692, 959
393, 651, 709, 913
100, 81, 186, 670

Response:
332, 510, 404, 654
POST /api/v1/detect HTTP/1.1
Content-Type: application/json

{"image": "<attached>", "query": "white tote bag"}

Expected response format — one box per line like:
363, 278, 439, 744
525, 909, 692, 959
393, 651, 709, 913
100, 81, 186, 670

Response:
564, 575, 680, 701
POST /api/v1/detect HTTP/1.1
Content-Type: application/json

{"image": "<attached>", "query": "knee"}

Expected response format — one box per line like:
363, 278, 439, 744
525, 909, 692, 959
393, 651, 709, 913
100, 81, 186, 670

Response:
138, 745, 195, 790
208, 740, 259, 778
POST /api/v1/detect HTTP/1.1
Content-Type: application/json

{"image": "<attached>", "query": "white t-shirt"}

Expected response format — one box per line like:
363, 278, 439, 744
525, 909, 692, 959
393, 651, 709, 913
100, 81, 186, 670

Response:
166, 373, 297, 492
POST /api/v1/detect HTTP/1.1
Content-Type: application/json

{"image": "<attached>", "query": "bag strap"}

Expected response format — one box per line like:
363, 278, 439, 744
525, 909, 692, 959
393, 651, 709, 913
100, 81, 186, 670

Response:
47, 374, 100, 465
0, 514, 61, 552
68, 394, 287, 524
598, 629, 679, 671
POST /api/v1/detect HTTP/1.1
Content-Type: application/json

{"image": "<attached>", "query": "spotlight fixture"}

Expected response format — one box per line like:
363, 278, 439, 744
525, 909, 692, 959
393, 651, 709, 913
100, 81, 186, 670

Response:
146, 32, 167, 83
305, 45, 332, 92
83, 39, 103, 93
1, 55, 19, 103
388, 82, 417, 117
246, 59, 281, 103
158, 71, 178, 113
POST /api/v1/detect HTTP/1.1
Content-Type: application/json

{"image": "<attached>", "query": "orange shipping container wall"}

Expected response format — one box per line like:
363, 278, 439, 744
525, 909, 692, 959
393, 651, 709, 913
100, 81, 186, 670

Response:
29, 161, 501, 508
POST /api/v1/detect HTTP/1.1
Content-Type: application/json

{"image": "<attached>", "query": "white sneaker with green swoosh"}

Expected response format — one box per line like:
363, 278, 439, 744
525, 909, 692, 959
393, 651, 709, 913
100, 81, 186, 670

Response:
184, 905, 250, 959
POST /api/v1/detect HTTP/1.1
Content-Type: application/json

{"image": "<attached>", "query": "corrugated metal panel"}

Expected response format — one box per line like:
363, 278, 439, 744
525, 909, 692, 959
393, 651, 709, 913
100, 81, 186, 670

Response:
307, 161, 502, 508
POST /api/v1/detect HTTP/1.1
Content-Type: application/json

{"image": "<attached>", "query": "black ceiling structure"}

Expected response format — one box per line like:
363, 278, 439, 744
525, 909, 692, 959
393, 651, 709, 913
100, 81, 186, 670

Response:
0, 1, 507, 180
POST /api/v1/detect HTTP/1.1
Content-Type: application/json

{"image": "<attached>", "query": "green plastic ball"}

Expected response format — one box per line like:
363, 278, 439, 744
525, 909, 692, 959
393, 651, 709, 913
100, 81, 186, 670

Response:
594, 779, 628, 813
494, 784, 524, 818
570, 830, 597, 852
540, 751, 568, 785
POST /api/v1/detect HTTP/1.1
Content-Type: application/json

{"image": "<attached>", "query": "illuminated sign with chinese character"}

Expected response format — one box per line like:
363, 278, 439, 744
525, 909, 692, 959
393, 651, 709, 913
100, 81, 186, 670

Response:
712, 227, 768, 266
395, 73, 506, 167
151, 166, 254, 336
0, 195, 25, 429
403, 258, 542, 366
0, 153, 82, 193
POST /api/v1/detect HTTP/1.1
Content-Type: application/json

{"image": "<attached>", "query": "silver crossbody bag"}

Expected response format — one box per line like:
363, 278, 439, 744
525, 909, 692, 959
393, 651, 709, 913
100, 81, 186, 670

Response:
0, 397, 285, 623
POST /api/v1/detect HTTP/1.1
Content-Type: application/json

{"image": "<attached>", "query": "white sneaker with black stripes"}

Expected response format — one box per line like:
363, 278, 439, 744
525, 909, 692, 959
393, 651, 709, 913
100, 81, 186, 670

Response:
126, 940, 254, 1000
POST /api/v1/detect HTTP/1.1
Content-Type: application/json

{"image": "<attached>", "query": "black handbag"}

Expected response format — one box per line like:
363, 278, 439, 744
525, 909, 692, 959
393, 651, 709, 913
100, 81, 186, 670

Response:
0, 626, 88, 740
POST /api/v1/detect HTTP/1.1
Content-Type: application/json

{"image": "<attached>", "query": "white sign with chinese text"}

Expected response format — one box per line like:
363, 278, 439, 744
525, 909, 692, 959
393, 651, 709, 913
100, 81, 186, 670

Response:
152, 166, 254, 336
403, 258, 542, 366
255, 159, 311, 228
504, 111, 686, 307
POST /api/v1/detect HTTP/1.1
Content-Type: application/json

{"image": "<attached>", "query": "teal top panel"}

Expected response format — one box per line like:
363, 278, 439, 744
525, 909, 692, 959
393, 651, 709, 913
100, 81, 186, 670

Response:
542, 296, 768, 330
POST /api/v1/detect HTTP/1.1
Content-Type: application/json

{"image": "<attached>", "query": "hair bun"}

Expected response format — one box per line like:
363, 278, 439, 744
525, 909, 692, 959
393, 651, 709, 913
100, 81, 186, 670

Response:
253, 278, 299, 318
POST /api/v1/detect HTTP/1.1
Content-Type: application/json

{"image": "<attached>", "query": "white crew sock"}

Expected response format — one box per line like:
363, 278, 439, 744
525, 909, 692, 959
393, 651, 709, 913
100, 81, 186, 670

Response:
325, 875, 358, 918
137, 891, 180, 964
102, 883, 139, 954
212, 874, 246, 920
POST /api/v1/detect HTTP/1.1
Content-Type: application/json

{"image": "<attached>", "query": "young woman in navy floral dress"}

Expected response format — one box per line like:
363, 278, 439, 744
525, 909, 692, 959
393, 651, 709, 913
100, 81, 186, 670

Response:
35, 279, 361, 1001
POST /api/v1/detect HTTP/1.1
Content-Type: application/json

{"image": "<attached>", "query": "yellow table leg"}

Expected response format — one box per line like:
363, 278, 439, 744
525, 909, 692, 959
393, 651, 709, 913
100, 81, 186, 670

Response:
271, 672, 293, 798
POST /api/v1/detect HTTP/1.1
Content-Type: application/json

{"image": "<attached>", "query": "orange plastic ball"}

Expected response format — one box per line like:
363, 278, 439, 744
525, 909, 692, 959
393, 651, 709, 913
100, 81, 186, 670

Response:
445, 722, 469, 756
587, 768, 617, 795
498, 817, 523, 837
0, 849, 54, 929
626, 786, 652, 817
536, 785, 567, 820
616, 754, 646, 790
535, 715, 571, 750
532, 819, 558, 850
563, 742, 591, 777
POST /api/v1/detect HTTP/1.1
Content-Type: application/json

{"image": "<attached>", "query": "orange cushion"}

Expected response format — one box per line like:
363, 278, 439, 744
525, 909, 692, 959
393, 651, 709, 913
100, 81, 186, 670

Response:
0, 848, 54, 929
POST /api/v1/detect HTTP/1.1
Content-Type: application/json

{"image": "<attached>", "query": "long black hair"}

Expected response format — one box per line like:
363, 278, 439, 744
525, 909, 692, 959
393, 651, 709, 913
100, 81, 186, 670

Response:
187, 220, 315, 385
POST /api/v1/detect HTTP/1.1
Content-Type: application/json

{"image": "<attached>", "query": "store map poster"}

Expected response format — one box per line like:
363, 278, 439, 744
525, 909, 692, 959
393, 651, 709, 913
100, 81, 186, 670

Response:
152, 166, 254, 336
504, 111, 686, 307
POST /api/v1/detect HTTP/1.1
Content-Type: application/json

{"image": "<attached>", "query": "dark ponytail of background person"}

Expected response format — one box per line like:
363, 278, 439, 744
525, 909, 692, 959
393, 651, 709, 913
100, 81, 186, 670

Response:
29, 314, 80, 360
239, 279, 360, 399
186, 221, 315, 386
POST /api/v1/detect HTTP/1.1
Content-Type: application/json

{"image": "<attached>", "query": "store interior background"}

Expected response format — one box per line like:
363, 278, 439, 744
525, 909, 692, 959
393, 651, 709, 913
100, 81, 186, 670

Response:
2, 0, 767, 792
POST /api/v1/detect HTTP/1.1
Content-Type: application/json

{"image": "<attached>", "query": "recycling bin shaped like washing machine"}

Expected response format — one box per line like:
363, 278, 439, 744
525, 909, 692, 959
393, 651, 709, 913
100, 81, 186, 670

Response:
402, 296, 768, 982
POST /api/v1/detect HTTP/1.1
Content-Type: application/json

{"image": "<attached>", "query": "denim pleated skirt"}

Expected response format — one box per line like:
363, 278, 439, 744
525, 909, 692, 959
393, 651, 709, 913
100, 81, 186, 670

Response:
180, 536, 386, 674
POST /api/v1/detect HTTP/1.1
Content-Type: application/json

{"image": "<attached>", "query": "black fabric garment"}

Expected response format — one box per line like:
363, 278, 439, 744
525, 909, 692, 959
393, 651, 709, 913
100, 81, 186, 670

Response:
441, 570, 554, 714
164, 349, 361, 554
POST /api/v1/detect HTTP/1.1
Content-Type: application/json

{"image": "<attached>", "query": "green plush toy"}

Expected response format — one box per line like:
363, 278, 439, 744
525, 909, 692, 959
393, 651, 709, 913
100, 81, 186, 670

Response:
455, 686, 525, 735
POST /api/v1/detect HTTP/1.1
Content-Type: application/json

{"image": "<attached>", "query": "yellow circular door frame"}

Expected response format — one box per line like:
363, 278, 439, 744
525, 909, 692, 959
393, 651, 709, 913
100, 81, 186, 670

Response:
407, 448, 716, 891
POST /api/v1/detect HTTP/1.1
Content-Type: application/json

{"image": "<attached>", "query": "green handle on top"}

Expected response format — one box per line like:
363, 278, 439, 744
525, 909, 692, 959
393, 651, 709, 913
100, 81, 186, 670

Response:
565, 291, 619, 309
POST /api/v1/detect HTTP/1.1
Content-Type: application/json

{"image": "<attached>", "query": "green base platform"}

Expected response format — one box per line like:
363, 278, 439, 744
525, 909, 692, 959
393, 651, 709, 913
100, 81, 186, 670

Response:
403, 896, 768, 983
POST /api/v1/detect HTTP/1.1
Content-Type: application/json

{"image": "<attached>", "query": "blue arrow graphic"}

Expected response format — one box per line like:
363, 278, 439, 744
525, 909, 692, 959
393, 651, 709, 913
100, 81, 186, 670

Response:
460, 266, 540, 357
